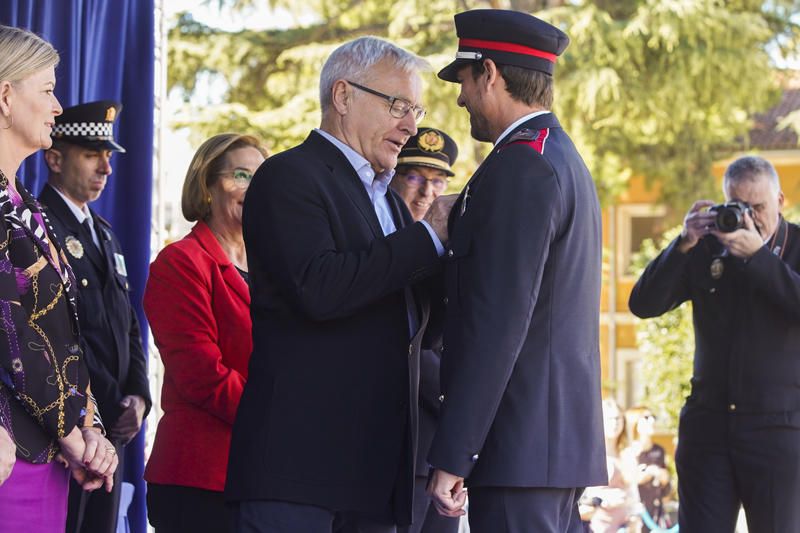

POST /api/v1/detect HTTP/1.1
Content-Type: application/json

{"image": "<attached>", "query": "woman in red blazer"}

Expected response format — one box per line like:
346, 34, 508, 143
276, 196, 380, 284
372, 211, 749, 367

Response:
143, 133, 267, 533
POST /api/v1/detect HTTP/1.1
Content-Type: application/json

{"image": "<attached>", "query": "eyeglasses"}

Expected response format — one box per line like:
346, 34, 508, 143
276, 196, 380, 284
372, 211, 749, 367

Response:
217, 169, 254, 188
401, 173, 448, 193
346, 80, 426, 123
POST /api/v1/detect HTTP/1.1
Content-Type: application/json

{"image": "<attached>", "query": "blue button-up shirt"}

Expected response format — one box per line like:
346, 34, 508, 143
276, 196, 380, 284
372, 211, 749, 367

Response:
315, 129, 444, 253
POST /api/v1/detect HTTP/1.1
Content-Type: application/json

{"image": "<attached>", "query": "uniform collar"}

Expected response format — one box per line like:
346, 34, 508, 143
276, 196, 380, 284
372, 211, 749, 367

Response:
494, 110, 551, 145
49, 184, 94, 226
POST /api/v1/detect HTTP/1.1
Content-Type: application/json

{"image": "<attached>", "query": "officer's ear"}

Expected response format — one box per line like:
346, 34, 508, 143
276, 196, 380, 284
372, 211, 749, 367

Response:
44, 147, 63, 174
481, 59, 501, 91
331, 79, 351, 116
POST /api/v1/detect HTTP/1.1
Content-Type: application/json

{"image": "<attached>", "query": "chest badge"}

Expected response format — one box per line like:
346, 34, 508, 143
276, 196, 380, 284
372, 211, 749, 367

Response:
710, 257, 724, 280
65, 236, 84, 259
114, 252, 128, 277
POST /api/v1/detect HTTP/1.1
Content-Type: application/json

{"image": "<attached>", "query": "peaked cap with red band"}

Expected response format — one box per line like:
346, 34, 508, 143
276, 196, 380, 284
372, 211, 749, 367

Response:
438, 9, 569, 83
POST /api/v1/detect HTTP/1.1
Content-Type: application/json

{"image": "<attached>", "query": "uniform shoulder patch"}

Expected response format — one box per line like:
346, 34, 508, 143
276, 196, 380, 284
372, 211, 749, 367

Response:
501, 127, 550, 155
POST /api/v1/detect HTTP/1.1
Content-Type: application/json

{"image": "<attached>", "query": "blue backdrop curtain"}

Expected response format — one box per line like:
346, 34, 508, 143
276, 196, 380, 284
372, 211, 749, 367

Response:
0, 1, 154, 532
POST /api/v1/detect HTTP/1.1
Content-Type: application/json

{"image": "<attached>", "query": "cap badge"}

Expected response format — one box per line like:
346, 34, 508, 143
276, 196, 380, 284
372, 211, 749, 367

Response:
65, 236, 84, 259
418, 131, 445, 153
105, 106, 116, 122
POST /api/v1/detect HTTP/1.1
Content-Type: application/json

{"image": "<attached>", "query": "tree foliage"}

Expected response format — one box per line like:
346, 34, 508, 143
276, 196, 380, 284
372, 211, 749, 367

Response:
629, 226, 694, 432
168, 0, 800, 202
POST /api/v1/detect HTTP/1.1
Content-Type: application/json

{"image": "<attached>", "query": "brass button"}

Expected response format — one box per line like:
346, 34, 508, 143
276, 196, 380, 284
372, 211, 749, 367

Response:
81, 279, 88, 287
471, 453, 479, 462
438, 394, 445, 402
729, 404, 736, 411
446, 249, 454, 258
710, 288, 716, 293
443, 296, 449, 305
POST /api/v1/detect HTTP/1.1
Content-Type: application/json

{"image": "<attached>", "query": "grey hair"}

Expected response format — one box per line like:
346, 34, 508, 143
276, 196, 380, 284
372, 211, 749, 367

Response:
0, 25, 59, 84
319, 36, 429, 114
723, 155, 781, 195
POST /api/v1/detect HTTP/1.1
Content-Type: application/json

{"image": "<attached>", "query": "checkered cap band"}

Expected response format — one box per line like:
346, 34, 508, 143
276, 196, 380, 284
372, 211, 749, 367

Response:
52, 121, 114, 139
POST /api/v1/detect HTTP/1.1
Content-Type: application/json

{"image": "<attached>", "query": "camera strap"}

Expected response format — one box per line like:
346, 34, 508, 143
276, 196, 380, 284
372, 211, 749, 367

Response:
768, 216, 788, 259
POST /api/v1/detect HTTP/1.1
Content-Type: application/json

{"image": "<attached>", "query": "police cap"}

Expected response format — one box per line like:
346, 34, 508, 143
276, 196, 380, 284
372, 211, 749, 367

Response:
397, 127, 458, 176
51, 100, 125, 153
439, 9, 569, 83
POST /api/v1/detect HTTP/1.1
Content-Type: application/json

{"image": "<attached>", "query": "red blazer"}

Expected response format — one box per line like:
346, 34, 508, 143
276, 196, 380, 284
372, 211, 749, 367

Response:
143, 221, 251, 491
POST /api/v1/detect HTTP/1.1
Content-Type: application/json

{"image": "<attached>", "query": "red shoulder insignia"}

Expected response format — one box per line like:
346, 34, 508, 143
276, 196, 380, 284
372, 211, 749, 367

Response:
501, 127, 550, 154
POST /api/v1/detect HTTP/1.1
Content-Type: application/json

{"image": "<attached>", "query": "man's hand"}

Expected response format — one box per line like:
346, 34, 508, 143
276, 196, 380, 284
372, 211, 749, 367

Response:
110, 395, 146, 444
678, 200, 716, 254
0, 426, 16, 486
426, 468, 467, 517
712, 211, 764, 260
423, 194, 458, 245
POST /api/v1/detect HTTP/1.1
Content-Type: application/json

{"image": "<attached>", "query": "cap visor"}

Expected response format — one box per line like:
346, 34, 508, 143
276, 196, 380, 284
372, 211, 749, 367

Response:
438, 59, 473, 83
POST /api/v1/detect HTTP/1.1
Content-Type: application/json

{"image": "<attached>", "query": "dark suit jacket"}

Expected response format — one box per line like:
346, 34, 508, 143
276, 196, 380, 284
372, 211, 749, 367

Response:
428, 113, 607, 488
39, 184, 150, 429
629, 219, 800, 413
225, 131, 441, 524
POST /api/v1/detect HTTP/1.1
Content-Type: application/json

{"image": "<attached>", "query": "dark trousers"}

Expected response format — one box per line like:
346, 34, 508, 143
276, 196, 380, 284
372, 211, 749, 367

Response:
676, 403, 800, 533
468, 486, 583, 533
232, 500, 397, 533
147, 483, 233, 533
397, 476, 460, 533
66, 440, 124, 533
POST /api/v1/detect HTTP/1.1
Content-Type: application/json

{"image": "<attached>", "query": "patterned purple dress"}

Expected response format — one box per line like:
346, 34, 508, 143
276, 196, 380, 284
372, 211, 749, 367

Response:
0, 173, 104, 532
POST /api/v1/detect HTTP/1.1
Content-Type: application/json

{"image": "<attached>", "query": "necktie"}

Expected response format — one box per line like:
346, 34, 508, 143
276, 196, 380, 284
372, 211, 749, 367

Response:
82, 218, 99, 249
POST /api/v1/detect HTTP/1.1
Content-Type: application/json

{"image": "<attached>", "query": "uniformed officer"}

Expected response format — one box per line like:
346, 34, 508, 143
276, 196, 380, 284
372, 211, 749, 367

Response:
426, 10, 607, 532
41, 101, 151, 533
391, 128, 458, 222
630, 155, 800, 532
392, 129, 460, 533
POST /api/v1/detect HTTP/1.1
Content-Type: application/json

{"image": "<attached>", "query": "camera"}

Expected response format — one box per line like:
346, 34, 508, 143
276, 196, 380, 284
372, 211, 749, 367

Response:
710, 201, 752, 233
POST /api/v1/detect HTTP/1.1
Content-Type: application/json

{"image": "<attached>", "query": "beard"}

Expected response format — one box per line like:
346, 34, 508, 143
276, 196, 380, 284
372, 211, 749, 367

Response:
469, 110, 492, 143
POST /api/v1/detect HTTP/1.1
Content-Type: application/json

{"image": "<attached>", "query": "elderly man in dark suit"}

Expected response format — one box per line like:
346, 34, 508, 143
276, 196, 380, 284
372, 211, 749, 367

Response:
40, 101, 151, 533
427, 10, 607, 533
226, 36, 453, 533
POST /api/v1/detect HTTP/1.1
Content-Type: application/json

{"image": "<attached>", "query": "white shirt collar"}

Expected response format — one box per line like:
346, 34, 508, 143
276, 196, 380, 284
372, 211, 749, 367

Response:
50, 184, 93, 225
494, 110, 551, 146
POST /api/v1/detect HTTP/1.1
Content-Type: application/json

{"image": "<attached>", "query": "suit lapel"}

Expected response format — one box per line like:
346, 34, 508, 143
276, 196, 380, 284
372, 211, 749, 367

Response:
305, 131, 384, 239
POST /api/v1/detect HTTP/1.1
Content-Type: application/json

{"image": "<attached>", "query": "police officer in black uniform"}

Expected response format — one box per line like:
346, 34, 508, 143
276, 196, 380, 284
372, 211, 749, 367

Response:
40, 101, 151, 533
426, 10, 607, 533
630, 155, 800, 533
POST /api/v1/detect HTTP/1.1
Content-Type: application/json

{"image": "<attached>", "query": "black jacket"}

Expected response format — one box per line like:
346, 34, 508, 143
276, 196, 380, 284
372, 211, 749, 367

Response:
629, 218, 800, 413
226, 131, 440, 525
429, 113, 607, 488
39, 184, 150, 429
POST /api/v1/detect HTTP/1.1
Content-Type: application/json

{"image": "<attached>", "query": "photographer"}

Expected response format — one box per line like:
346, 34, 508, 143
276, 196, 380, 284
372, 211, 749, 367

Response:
629, 155, 800, 533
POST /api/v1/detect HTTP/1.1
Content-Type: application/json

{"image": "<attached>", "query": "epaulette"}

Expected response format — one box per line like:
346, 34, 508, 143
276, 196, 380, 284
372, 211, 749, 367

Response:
500, 127, 550, 155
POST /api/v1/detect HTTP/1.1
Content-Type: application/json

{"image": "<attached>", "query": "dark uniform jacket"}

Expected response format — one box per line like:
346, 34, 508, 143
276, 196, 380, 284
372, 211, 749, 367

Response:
428, 112, 607, 488
39, 184, 150, 429
226, 131, 441, 525
629, 218, 800, 413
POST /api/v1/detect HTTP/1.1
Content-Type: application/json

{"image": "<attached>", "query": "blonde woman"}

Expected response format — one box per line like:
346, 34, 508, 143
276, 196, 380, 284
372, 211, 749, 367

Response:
0, 25, 118, 531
